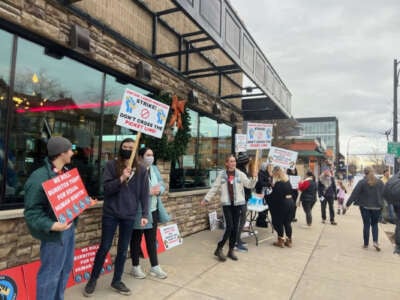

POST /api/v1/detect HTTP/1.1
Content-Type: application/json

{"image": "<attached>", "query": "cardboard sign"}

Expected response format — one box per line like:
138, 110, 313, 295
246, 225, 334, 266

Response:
159, 224, 183, 250
267, 146, 298, 170
246, 123, 273, 149
140, 229, 166, 259
235, 134, 247, 153
0, 265, 27, 300
208, 211, 218, 231
72, 245, 112, 284
289, 175, 301, 189
116, 88, 170, 138
42, 168, 91, 224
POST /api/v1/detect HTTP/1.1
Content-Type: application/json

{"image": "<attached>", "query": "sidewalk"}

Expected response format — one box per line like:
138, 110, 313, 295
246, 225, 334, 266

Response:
65, 206, 400, 300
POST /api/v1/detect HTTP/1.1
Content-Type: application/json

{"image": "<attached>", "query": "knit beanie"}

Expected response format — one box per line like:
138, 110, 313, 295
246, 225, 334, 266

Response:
236, 152, 249, 166
47, 136, 72, 157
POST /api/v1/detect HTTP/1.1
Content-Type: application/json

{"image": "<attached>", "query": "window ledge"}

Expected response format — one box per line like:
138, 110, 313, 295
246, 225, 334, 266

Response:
168, 188, 209, 198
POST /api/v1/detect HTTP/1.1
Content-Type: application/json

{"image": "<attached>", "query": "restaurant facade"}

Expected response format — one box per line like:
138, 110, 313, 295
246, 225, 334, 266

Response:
0, 0, 291, 269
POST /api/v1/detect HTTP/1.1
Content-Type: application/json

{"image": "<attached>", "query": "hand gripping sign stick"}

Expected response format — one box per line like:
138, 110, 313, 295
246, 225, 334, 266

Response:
252, 148, 260, 177
126, 132, 141, 183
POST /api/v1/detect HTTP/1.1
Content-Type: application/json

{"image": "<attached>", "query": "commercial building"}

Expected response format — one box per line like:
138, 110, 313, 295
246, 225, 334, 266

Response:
0, 0, 291, 269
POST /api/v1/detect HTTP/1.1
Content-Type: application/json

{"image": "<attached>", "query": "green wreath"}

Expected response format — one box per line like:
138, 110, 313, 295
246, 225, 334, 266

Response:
142, 92, 191, 162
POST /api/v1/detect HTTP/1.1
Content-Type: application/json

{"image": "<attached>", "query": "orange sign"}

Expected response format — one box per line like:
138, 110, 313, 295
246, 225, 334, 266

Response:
42, 168, 91, 224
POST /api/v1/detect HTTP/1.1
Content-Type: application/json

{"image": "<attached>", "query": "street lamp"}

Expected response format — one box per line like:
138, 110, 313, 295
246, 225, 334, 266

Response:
346, 135, 366, 183
393, 59, 400, 172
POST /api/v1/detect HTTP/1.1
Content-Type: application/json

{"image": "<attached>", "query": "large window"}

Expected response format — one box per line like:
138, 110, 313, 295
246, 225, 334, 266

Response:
170, 109, 233, 190
0, 30, 13, 200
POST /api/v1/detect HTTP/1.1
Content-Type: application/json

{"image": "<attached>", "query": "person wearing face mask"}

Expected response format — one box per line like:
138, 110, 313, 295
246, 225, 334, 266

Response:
129, 147, 170, 279
84, 138, 149, 297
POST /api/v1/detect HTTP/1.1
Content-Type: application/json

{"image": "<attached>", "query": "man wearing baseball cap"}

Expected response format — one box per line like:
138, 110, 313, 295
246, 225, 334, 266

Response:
24, 136, 76, 300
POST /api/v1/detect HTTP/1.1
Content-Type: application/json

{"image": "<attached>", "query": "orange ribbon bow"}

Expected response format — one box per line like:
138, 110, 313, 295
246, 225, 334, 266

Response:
168, 95, 187, 129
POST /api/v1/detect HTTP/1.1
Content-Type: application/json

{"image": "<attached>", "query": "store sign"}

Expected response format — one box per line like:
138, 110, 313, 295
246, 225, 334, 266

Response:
246, 122, 273, 149
116, 88, 170, 138
387, 142, 400, 157
267, 146, 298, 170
42, 168, 92, 224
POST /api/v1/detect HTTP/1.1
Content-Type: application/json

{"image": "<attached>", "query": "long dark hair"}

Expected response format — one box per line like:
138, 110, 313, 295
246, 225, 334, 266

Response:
116, 138, 138, 176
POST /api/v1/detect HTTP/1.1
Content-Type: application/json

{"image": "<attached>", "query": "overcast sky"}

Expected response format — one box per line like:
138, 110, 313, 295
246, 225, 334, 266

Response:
229, 0, 400, 157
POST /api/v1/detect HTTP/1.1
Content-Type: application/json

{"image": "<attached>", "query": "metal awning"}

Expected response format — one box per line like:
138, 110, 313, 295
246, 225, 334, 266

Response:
64, 0, 292, 118
134, 0, 292, 118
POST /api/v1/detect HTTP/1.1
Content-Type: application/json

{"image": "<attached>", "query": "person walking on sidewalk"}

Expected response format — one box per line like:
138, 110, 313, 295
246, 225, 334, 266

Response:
201, 154, 257, 262
287, 167, 299, 222
130, 147, 170, 280
83, 138, 149, 297
336, 180, 347, 215
235, 152, 252, 252
268, 166, 295, 248
24, 136, 77, 300
344, 167, 384, 251
298, 170, 317, 226
318, 166, 338, 225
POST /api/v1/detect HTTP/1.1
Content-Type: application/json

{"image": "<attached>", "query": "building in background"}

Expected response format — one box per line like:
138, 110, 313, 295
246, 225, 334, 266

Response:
297, 117, 340, 166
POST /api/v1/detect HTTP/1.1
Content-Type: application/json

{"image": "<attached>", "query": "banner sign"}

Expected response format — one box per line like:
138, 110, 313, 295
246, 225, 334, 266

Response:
140, 229, 166, 258
116, 88, 170, 138
384, 153, 395, 167
289, 175, 301, 189
0, 265, 27, 300
267, 146, 298, 170
159, 224, 183, 250
72, 245, 112, 284
246, 123, 273, 149
235, 134, 247, 153
42, 168, 91, 224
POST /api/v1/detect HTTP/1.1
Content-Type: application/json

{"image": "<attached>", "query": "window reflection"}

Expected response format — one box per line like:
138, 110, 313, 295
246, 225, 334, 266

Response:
9, 37, 103, 203
0, 30, 13, 200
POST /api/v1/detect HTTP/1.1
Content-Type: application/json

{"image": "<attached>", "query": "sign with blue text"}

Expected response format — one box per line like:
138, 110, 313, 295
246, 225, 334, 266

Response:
116, 89, 170, 138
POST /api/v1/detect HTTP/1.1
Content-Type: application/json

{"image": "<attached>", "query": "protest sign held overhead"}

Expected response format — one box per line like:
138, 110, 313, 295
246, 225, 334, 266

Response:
267, 146, 298, 170
116, 88, 170, 139
246, 122, 273, 149
235, 134, 247, 153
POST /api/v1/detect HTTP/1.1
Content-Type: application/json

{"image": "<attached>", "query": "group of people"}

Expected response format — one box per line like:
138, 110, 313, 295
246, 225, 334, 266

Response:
23, 137, 400, 299
24, 137, 170, 299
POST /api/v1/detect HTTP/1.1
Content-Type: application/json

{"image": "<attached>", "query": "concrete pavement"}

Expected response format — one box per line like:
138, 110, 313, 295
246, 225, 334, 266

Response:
65, 206, 400, 300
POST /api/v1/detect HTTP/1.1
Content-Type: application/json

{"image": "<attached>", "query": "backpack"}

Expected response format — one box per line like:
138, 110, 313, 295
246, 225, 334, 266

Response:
383, 172, 400, 205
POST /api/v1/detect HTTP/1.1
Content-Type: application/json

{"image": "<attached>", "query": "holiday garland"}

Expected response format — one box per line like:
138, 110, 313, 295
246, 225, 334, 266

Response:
142, 92, 191, 162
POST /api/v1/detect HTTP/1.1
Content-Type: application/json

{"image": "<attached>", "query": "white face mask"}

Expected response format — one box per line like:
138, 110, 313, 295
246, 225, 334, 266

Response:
144, 156, 154, 166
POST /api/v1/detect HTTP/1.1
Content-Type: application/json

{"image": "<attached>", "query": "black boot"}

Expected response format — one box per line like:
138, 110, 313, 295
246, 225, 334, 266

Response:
214, 246, 226, 262
227, 249, 238, 261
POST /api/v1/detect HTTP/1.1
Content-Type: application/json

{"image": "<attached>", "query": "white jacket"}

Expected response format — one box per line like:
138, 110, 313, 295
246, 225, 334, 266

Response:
204, 169, 257, 206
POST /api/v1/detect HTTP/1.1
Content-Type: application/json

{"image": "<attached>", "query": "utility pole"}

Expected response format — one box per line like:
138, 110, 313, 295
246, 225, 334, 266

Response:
394, 59, 399, 172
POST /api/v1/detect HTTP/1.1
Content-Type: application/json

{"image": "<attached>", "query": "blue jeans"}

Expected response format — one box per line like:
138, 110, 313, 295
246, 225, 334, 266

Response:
91, 214, 134, 283
359, 207, 381, 246
37, 224, 75, 300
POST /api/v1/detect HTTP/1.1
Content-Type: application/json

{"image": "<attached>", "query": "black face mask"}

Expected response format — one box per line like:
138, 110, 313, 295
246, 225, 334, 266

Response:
119, 149, 132, 159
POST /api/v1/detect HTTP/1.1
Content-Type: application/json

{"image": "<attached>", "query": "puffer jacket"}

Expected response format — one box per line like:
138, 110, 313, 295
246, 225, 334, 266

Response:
204, 169, 257, 206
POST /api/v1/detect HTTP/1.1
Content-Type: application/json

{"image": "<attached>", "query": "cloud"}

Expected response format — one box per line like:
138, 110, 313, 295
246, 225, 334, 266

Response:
230, 0, 400, 155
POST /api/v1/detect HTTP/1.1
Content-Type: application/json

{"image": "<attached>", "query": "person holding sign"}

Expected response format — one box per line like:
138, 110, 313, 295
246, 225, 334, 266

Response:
84, 138, 149, 297
130, 147, 170, 280
24, 136, 77, 300
201, 154, 257, 262
268, 166, 295, 248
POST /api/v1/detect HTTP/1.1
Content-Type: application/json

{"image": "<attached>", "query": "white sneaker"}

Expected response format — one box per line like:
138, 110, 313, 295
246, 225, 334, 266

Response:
150, 265, 167, 279
131, 265, 146, 279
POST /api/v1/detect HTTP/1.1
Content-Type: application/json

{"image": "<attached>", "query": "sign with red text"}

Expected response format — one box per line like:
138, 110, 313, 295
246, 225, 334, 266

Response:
116, 88, 170, 138
159, 224, 183, 250
72, 245, 112, 284
235, 134, 247, 153
267, 146, 298, 170
246, 123, 273, 149
42, 168, 91, 224
140, 229, 166, 258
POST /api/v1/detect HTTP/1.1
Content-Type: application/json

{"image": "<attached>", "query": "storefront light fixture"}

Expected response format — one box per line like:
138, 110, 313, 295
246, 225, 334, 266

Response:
70, 24, 90, 53
136, 61, 152, 82
188, 90, 198, 104
212, 103, 221, 115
